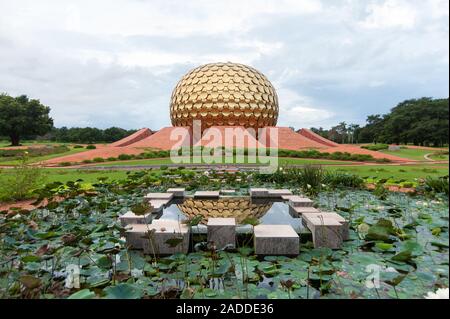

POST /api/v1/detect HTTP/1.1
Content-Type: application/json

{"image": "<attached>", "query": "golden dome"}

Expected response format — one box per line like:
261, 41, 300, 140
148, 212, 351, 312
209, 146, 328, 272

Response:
177, 197, 272, 224
170, 62, 279, 130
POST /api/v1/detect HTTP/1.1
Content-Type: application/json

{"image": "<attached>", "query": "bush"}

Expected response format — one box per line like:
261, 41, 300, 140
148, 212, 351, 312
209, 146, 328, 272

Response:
375, 158, 391, 163
73, 145, 84, 149
86, 144, 96, 150
58, 162, 72, 167
118, 154, 133, 160
323, 172, 364, 188
107, 157, 117, 161
93, 157, 105, 162
361, 144, 389, 151
0, 157, 46, 201
82, 159, 92, 164
424, 176, 449, 195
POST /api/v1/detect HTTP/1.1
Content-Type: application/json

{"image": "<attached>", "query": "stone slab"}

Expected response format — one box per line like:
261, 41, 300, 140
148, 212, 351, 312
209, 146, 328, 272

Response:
254, 225, 299, 256
302, 216, 343, 249
147, 199, 170, 212
220, 189, 236, 195
267, 189, 293, 198
249, 188, 269, 197
194, 191, 220, 198
289, 197, 314, 207
290, 206, 320, 217
302, 212, 349, 240
207, 218, 236, 250
144, 192, 174, 200
281, 195, 304, 201
118, 211, 151, 226
166, 188, 186, 198
125, 220, 189, 254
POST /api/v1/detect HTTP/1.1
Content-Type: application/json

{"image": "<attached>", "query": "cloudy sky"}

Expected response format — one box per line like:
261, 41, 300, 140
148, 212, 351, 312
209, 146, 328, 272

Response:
0, 0, 448, 130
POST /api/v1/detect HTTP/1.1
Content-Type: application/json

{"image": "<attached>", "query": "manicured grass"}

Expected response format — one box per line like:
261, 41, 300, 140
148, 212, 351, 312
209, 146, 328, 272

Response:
0, 147, 88, 166
429, 153, 449, 161
90, 157, 350, 167
379, 148, 431, 160
0, 168, 131, 184
0, 140, 72, 148
328, 164, 448, 181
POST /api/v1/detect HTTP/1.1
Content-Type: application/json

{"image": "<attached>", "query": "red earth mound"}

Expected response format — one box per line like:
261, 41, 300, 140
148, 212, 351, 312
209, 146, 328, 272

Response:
40, 126, 413, 165
110, 128, 153, 147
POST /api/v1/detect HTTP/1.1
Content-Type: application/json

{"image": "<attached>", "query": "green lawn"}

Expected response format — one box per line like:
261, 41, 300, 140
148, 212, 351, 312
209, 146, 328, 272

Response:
328, 164, 448, 181
429, 153, 449, 161
0, 168, 131, 185
1, 163, 448, 187
379, 148, 432, 160
0, 147, 88, 166
0, 140, 73, 148
90, 157, 350, 167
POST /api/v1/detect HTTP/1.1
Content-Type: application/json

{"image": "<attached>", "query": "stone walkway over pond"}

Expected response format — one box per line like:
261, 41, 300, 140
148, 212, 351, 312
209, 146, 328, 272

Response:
121, 188, 348, 256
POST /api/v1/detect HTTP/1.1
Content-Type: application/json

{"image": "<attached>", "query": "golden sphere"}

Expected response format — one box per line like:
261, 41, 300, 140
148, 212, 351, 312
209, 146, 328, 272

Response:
170, 62, 279, 130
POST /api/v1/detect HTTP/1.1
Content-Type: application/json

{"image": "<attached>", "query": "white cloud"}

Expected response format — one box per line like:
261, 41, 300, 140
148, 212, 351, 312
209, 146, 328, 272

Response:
0, 0, 447, 130
359, 0, 417, 29
276, 88, 335, 128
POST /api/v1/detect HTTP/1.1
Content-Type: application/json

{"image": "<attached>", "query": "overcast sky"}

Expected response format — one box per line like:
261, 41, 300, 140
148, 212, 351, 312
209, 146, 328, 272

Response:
0, 0, 448, 130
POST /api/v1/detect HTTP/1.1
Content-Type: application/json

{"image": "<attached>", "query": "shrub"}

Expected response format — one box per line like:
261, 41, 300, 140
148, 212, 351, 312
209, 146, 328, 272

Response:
424, 176, 449, 195
107, 157, 117, 161
0, 156, 46, 201
118, 154, 132, 160
86, 144, 96, 150
361, 144, 389, 151
323, 172, 364, 188
82, 159, 92, 164
375, 158, 391, 163
59, 162, 72, 167
93, 157, 105, 162
73, 145, 84, 149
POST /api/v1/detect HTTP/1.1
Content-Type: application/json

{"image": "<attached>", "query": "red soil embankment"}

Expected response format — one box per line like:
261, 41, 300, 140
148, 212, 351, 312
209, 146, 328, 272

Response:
297, 128, 339, 147
110, 128, 153, 147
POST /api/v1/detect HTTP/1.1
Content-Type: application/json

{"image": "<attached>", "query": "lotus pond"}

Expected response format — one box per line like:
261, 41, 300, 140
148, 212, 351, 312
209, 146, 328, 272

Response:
0, 169, 448, 299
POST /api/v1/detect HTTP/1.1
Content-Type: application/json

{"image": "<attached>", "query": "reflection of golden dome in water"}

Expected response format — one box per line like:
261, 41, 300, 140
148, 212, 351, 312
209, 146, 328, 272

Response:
177, 197, 272, 224
170, 62, 279, 131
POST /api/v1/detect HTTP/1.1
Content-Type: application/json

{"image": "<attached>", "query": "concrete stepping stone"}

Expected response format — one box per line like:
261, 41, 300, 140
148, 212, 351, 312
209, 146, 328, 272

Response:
289, 206, 320, 218
194, 191, 220, 198
267, 189, 293, 198
302, 216, 343, 249
249, 188, 268, 197
167, 188, 186, 198
220, 189, 236, 195
254, 225, 299, 256
281, 195, 304, 201
147, 199, 170, 212
125, 220, 189, 254
144, 192, 174, 200
288, 196, 314, 207
207, 218, 236, 250
302, 212, 349, 240
119, 211, 152, 226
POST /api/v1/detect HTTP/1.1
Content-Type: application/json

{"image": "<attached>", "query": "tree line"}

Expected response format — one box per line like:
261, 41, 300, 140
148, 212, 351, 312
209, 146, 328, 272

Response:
311, 97, 449, 147
0, 93, 137, 145
1, 93, 448, 147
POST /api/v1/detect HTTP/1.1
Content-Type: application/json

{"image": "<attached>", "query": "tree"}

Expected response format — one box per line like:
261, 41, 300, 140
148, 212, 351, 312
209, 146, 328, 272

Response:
0, 94, 53, 146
